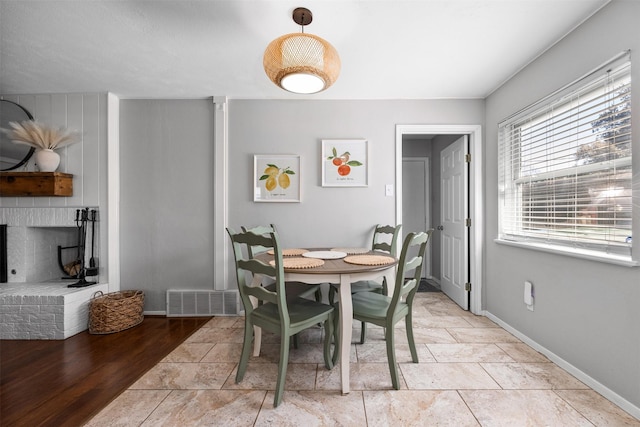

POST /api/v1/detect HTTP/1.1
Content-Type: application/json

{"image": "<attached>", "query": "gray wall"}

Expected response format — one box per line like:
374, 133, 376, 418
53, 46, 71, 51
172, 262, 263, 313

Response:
484, 0, 640, 409
403, 139, 432, 157
119, 99, 215, 311
227, 100, 484, 251
118, 98, 483, 311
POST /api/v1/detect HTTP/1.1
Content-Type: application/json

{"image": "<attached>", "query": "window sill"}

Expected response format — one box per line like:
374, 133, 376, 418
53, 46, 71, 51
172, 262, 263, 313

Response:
494, 239, 639, 267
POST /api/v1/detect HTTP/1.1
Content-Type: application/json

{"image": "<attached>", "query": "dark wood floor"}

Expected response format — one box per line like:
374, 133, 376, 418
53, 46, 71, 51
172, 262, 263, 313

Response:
1, 316, 211, 427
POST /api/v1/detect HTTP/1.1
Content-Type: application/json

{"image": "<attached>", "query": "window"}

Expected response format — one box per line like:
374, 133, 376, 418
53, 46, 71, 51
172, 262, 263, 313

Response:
498, 54, 632, 260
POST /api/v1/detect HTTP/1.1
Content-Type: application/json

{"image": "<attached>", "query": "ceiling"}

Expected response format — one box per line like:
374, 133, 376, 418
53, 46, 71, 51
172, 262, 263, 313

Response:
0, 0, 609, 100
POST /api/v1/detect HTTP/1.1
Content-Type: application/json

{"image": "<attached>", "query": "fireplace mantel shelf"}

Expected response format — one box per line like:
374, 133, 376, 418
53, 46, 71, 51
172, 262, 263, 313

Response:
0, 172, 73, 197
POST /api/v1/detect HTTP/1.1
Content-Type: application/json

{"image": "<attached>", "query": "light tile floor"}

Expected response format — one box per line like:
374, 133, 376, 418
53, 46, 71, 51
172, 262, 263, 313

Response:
85, 292, 639, 426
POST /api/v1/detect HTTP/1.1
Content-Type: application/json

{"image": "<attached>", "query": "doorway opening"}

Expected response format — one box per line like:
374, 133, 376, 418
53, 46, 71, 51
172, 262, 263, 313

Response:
395, 125, 483, 315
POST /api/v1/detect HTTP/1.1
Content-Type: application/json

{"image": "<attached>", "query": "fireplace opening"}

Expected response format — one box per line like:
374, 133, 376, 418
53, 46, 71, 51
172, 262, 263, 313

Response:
5, 226, 80, 283
0, 207, 100, 284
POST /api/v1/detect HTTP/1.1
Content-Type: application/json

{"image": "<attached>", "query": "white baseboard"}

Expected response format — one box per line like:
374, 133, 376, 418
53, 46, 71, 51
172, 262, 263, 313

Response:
143, 311, 166, 316
484, 310, 640, 421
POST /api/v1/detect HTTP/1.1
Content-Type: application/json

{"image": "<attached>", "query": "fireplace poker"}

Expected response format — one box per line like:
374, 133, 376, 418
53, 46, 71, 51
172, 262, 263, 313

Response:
68, 208, 95, 288
86, 209, 98, 277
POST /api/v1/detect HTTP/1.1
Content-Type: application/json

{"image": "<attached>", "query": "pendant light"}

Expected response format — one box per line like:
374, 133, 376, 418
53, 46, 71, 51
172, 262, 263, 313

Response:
263, 7, 340, 94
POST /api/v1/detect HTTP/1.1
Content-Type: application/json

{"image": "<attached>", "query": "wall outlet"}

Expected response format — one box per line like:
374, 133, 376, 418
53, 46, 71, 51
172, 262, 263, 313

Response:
385, 184, 394, 196
524, 280, 534, 311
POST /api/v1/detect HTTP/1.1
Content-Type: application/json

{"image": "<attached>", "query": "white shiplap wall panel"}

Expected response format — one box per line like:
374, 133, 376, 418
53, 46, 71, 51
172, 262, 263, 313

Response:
1, 93, 110, 286
1, 93, 106, 207
49, 95, 68, 208
65, 94, 85, 206
81, 94, 102, 207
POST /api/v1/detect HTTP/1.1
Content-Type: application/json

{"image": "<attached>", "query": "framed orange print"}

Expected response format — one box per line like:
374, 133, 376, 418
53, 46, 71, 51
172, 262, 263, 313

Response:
321, 139, 368, 187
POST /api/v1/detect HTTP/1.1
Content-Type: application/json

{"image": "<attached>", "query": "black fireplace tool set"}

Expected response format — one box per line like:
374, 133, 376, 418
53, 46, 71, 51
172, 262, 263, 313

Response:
57, 208, 98, 288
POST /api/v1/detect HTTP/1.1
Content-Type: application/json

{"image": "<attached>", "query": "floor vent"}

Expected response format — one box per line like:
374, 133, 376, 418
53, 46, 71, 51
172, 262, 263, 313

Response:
166, 290, 240, 316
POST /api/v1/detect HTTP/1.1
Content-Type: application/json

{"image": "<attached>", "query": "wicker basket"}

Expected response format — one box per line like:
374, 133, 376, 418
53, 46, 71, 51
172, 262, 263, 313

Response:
88, 290, 144, 334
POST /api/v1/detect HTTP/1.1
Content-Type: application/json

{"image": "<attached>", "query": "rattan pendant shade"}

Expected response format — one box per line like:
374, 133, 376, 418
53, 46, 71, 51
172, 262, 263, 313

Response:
263, 8, 340, 94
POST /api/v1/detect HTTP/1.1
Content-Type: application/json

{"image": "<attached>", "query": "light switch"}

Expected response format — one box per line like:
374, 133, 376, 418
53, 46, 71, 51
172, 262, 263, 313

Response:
385, 184, 394, 196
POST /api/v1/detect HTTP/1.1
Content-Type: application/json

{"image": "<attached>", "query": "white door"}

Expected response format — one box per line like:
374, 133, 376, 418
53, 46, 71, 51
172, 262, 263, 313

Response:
440, 136, 469, 309
402, 158, 430, 278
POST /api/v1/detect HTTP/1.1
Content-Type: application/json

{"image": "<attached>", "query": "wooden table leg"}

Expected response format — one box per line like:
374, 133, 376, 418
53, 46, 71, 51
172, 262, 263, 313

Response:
252, 324, 261, 357
338, 273, 352, 394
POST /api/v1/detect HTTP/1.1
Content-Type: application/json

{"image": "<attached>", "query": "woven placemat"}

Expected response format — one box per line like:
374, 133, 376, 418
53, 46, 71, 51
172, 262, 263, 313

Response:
344, 254, 395, 266
269, 257, 325, 269
267, 248, 309, 256
331, 247, 369, 255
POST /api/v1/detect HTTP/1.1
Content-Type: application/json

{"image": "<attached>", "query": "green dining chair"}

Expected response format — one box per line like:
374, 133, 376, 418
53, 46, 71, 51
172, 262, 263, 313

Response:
351, 229, 432, 390
227, 227, 336, 407
242, 224, 323, 349
329, 224, 402, 342
351, 224, 402, 295
329, 224, 402, 301
241, 224, 323, 304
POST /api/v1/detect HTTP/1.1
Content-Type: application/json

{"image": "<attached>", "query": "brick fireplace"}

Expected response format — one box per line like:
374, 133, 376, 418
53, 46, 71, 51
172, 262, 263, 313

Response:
0, 207, 107, 339
0, 92, 115, 339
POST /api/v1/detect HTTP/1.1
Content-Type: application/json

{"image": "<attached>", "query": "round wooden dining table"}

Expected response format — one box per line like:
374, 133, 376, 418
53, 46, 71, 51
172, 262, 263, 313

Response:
253, 250, 398, 395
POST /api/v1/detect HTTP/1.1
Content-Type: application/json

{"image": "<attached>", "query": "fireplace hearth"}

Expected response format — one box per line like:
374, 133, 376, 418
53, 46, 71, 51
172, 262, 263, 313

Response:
0, 281, 108, 339
0, 207, 107, 340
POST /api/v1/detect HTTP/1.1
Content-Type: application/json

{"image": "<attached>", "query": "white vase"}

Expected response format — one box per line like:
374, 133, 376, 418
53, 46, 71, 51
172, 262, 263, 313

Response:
35, 149, 60, 172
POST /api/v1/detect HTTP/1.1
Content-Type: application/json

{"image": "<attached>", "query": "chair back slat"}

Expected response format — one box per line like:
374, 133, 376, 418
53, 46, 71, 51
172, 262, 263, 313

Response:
245, 283, 278, 305
371, 224, 402, 257
403, 255, 423, 273
237, 258, 277, 280
242, 224, 277, 258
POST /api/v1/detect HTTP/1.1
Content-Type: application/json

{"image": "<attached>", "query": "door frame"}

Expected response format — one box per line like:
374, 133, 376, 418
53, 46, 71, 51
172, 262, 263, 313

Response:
395, 124, 483, 315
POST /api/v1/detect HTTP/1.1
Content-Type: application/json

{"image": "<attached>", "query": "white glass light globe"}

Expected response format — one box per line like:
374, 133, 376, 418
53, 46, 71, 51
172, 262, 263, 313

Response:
281, 73, 325, 94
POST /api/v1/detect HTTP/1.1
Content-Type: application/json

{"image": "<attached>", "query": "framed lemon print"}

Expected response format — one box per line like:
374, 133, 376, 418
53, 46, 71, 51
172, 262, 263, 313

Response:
254, 155, 301, 202
321, 139, 368, 187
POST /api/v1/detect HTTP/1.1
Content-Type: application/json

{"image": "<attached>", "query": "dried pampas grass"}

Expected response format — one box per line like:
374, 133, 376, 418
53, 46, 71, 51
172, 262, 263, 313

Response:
1, 120, 80, 150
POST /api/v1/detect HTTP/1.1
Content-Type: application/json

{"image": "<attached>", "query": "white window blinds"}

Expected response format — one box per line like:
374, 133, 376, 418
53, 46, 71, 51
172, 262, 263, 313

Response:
498, 53, 632, 257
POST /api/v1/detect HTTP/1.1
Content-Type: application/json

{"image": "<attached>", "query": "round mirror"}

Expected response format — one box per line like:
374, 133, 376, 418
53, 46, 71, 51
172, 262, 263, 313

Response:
1, 100, 35, 171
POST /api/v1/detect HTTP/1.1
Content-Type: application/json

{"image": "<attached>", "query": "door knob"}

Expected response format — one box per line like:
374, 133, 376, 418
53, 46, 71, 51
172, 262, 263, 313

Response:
436, 225, 444, 230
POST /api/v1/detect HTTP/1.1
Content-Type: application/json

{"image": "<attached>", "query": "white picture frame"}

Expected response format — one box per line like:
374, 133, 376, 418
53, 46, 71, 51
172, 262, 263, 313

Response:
253, 154, 301, 202
321, 139, 369, 187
